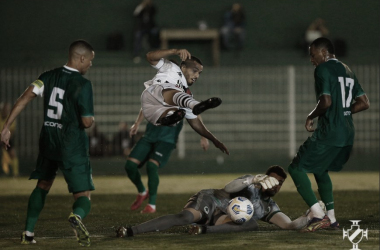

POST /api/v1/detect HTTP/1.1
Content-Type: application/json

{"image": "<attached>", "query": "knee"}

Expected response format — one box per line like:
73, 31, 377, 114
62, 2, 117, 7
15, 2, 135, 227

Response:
125, 158, 140, 172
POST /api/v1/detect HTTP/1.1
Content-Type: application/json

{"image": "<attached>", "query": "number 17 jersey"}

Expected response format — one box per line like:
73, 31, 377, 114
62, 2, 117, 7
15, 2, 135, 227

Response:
312, 59, 365, 146
31, 66, 94, 163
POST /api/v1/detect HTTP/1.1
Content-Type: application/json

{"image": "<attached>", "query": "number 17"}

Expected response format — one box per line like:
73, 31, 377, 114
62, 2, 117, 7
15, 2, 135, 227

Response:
338, 77, 354, 108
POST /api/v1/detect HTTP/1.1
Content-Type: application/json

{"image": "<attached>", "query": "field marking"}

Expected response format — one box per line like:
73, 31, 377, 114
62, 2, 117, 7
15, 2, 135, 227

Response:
0, 172, 378, 196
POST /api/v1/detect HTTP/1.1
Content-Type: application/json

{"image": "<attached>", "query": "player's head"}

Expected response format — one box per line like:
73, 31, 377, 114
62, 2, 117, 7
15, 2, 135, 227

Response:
68, 40, 95, 75
309, 37, 335, 67
180, 56, 203, 86
264, 165, 287, 197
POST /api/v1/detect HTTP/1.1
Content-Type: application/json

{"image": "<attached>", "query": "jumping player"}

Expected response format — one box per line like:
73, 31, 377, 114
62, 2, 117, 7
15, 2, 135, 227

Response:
116, 166, 318, 237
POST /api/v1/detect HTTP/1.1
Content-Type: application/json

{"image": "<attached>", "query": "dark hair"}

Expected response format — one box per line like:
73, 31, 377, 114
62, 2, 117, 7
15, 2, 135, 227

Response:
266, 165, 287, 179
180, 55, 203, 68
69, 40, 94, 54
310, 37, 335, 54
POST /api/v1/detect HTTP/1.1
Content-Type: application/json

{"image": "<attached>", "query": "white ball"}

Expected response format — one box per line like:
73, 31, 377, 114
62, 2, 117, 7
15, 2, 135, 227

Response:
227, 197, 254, 224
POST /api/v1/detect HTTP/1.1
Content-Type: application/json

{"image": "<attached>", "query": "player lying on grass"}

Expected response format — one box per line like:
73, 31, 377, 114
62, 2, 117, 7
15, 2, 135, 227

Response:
116, 165, 325, 237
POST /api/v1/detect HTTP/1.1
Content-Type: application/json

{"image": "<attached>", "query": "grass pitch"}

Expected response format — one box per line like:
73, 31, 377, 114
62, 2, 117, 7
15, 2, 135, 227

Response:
0, 173, 379, 250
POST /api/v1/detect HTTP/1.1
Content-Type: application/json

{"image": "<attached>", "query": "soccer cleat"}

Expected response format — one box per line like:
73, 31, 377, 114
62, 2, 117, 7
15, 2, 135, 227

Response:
21, 231, 36, 244
157, 109, 186, 126
192, 97, 222, 115
328, 221, 340, 230
140, 204, 156, 214
131, 192, 149, 211
188, 225, 203, 235
68, 213, 90, 247
300, 215, 331, 233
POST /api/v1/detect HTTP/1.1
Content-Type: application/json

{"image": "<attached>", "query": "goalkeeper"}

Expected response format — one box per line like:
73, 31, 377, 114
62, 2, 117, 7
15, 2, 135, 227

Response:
116, 165, 317, 237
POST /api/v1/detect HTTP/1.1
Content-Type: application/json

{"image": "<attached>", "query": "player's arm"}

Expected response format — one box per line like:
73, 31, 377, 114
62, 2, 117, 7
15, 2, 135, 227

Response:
197, 115, 209, 151
146, 49, 191, 66
130, 108, 145, 138
351, 94, 369, 114
305, 94, 331, 132
186, 117, 229, 155
1, 86, 36, 149
81, 117, 94, 128
269, 212, 308, 230
224, 174, 279, 192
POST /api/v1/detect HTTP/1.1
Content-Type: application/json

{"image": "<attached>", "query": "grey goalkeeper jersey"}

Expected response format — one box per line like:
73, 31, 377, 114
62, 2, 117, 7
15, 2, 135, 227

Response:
212, 175, 280, 222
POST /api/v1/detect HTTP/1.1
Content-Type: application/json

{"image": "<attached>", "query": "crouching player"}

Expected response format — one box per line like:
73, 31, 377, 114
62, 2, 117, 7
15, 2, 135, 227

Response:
116, 165, 322, 237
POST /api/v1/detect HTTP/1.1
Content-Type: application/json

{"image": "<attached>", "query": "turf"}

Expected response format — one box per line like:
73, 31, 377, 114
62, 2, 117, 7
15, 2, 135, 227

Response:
0, 190, 378, 249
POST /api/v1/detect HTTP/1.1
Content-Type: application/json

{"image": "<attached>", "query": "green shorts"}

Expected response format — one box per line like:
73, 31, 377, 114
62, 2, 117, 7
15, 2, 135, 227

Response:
29, 154, 95, 193
290, 137, 352, 174
129, 137, 176, 168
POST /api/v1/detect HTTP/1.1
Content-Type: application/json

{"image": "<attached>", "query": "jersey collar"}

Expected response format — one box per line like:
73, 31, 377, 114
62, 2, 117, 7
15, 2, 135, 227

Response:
64, 65, 80, 72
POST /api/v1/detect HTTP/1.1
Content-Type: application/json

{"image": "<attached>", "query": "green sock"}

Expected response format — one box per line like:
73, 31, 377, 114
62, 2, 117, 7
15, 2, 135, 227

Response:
25, 187, 49, 232
288, 164, 318, 207
146, 161, 159, 205
315, 171, 334, 210
72, 196, 91, 220
125, 160, 145, 193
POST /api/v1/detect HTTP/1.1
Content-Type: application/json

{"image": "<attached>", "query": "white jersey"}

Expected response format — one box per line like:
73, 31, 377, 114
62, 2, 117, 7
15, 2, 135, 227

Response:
141, 58, 197, 125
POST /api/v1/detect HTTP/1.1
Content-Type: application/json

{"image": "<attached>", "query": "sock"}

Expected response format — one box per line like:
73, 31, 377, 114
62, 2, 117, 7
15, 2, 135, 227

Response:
314, 171, 334, 210
125, 160, 145, 193
72, 196, 91, 220
25, 187, 49, 232
288, 165, 318, 208
173, 92, 199, 109
327, 209, 336, 223
132, 210, 194, 235
310, 202, 325, 219
146, 161, 159, 205
139, 190, 147, 196
147, 204, 156, 210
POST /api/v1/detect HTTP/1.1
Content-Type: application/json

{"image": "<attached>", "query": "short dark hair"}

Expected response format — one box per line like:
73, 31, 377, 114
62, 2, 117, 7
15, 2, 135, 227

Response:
180, 55, 203, 68
69, 40, 94, 54
266, 165, 287, 179
310, 37, 335, 54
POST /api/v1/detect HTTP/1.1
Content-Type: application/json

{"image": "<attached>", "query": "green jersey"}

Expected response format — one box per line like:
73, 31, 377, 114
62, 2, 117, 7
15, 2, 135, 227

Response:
312, 59, 365, 146
143, 120, 183, 144
31, 66, 94, 163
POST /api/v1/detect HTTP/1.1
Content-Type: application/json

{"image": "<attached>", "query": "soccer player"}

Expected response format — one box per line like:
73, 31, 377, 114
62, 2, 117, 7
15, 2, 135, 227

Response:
116, 165, 316, 237
140, 48, 229, 155
125, 109, 210, 214
0, 40, 96, 246
287, 37, 370, 232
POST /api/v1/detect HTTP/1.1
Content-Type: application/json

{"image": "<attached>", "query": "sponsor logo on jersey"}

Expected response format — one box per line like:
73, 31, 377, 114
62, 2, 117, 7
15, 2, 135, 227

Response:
175, 80, 184, 91
44, 121, 63, 129
343, 111, 351, 116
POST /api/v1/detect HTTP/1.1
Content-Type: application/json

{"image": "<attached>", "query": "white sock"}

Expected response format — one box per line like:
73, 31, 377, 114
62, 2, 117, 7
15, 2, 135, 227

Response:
310, 202, 325, 219
327, 209, 336, 223
25, 231, 34, 237
173, 92, 199, 109
148, 204, 156, 210
139, 190, 147, 196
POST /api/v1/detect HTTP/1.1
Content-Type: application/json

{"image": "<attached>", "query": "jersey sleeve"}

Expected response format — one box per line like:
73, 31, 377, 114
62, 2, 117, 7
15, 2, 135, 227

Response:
78, 81, 94, 117
31, 79, 45, 97
261, 200, 281, 223
151, 58, 165, 70
314, 65, 331, 98
352, 75, 366, 99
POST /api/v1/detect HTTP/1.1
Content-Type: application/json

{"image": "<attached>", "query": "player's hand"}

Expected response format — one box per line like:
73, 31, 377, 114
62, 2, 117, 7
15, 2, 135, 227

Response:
129, 123, 139, 138
200, 137, 209, 151
176, 49, 191, 61
252, 174, 279, 190
305, 116, 314, 132
213, 139, 229, 155
1, 129, 11, 150
188, 225, 204, 235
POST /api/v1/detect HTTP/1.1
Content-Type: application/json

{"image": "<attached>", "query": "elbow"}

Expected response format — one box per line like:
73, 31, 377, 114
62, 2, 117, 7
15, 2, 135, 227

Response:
363, 101, 370, 110
82, 117, 94, 128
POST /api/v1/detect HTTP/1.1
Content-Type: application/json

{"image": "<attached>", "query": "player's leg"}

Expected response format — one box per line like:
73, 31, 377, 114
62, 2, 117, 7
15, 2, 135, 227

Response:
125, 137, 152, 210
62, 159, 94, 247
163, 89, 222, 116
141, 141, 176, 213
22, 155, 57, 244
9, 147, 19, 177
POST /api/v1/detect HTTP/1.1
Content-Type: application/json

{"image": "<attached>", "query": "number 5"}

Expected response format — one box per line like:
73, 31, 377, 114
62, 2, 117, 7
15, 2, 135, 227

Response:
338, 77, 354, 108
47, 87, 65, 119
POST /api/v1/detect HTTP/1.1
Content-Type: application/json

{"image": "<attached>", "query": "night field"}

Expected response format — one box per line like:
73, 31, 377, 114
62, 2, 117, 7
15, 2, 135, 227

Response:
0, 173, 378, 250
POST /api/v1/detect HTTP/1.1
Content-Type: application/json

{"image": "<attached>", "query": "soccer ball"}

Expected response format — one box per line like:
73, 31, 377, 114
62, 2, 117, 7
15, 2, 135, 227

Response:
227, 197, 254, 224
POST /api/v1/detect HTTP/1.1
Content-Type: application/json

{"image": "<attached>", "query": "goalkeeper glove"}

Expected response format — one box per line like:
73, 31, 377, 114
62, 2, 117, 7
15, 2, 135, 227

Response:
252, 174, 279, 190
